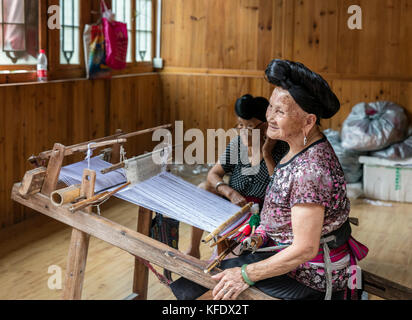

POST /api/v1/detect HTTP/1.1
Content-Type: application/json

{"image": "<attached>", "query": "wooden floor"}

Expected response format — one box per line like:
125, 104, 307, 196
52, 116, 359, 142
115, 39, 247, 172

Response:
0, 194, 411, 300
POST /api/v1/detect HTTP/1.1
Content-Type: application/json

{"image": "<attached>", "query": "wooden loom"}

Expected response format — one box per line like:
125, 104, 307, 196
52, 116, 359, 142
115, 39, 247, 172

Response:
11, 125, 412, 300
11, 125, 272, 300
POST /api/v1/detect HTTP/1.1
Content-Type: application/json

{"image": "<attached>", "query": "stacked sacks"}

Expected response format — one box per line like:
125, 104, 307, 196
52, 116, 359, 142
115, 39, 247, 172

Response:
371, 127, 412, 160
325, 101, 410, 199
324, 129, 366, 183
341, 101, 409, 152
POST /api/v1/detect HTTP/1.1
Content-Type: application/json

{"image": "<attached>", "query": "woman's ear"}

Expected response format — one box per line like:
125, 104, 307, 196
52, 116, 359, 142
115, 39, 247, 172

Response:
301, 114, 317, 139
305, 114, 317, 131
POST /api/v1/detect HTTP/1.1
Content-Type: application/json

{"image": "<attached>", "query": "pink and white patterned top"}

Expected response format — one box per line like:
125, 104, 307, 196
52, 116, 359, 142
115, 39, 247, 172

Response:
255, 137, 351, 292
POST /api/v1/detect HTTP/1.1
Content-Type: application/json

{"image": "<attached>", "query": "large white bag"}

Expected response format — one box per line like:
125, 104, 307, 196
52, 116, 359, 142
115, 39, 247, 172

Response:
341, 101, 408, 152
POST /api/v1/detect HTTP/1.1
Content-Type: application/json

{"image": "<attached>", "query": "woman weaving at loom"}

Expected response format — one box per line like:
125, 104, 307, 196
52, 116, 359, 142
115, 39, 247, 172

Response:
186, 94, 289, 259
171, 59, 368, 300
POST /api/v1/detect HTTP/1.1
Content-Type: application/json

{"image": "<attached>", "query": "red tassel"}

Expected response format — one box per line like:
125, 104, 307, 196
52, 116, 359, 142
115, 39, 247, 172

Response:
242, 224, 252, 236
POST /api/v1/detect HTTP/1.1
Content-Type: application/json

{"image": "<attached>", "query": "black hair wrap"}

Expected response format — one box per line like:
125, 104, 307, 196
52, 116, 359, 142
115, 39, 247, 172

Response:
235, 94, 269, 122
265, 59, 340, 120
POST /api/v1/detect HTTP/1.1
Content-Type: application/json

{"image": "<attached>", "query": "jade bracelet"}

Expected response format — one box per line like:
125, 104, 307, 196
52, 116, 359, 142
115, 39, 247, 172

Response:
241, 264, 255, 286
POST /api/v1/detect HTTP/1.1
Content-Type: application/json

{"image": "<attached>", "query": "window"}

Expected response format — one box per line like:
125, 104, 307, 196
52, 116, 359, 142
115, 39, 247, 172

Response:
60, 0, 80, 65
136, 0, 152, 62
112, 0, 132, 63
48, 0, 93, 80
0, 0, 38, 70
0, 0, 155, 84
111, 0, 154, 66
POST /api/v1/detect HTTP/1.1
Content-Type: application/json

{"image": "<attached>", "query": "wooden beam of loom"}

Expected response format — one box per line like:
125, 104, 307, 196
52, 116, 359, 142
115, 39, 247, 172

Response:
29, 124, 173, 163
11, 183, 274, 300
101, 144, 181, 175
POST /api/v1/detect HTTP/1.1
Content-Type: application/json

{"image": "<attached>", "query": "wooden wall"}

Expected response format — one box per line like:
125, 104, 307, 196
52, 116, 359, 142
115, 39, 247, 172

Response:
0, 74, 163, 229
161, 0, 412, 77
160, 74, 412, 133
160, 0, 412, 133
109, 75, 165, 155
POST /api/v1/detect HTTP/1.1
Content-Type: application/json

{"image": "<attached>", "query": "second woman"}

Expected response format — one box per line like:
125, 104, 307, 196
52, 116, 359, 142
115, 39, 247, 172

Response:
186, 94, 289, 258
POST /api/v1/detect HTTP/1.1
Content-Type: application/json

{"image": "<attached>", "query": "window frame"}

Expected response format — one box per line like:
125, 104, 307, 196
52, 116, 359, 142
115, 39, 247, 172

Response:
109, 0, 156, 76
47, 0, 93, 80
0, 0, 156, 84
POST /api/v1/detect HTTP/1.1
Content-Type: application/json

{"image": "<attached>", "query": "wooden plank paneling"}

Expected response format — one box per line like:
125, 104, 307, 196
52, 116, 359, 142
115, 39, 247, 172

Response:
109, 74, 164, 157
161, 0, 412, 79
257, 0, 274, 70
161, 73, 412, 133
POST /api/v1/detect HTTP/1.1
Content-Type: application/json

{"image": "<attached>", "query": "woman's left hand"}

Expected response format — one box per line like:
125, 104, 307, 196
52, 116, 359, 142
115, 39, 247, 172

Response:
211, 268, 249, 300
263, 136, 278, 153
262, 123, 278, 155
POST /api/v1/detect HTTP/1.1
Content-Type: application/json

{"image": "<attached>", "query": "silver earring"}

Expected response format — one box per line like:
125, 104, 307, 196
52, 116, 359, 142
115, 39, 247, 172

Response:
304, 135, 307, 146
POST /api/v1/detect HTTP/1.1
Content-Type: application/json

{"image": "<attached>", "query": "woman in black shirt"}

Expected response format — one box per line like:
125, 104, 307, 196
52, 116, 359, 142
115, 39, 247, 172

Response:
186, 94, 289, 258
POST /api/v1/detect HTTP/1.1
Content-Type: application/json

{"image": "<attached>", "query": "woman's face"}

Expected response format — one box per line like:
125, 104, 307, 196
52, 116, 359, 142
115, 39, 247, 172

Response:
266, 87, 308, 141
236, 117, 265, 147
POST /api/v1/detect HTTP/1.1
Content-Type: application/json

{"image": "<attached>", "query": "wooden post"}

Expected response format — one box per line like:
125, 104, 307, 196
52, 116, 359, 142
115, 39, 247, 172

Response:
41, 143, 66, 196
132, 206, 153, 300
111, 129, 124, 164
62, 169, 96, 300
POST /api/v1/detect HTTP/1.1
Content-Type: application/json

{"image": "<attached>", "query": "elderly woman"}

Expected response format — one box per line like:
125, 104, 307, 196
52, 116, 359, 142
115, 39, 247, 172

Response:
186, 94, 289, 258
171, 59, 368, 300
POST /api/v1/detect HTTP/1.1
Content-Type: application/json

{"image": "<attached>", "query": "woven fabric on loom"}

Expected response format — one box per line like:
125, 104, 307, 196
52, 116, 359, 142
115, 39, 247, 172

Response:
58, 156, 249, 234
59, 156, 127, 193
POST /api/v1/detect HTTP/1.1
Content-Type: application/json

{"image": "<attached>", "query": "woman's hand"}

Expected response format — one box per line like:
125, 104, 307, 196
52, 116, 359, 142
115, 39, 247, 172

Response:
211, 268, 249, 300
228, 189, 247, 207
262, 129, 278, 156
261, 123, 278, 176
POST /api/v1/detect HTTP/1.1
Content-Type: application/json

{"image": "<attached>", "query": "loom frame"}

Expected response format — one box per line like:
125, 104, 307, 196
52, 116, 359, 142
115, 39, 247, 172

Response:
11, 126, 273, 300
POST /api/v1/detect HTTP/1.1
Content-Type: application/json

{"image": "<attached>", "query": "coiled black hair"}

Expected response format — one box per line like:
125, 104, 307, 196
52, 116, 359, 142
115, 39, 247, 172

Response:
235, 94, 269, 122
265, 59, 340, 121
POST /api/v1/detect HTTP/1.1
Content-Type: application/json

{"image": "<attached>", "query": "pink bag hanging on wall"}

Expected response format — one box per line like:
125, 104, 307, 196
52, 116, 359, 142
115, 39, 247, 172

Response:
101, 0, 128, 70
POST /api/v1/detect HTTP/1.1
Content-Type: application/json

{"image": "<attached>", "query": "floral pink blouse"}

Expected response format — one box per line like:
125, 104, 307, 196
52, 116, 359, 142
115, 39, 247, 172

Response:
255, 137, 351, 292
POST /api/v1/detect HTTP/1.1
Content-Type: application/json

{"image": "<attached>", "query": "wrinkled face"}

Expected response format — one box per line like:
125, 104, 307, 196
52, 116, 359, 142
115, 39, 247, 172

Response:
266, 87, 308, 141
236, 117, 265, 147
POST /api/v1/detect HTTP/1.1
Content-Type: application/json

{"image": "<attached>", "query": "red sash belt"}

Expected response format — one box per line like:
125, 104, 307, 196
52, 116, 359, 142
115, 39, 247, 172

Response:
310, 236, 369, 264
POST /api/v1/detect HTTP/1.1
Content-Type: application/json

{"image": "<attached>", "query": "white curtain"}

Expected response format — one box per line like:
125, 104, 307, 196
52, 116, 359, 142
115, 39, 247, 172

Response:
2, 0, 25, 51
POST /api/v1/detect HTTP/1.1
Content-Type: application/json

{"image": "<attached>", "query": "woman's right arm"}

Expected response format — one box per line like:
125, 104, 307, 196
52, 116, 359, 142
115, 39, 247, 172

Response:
262, 143, 277, 176
207, 163, 247, 207
262, 123, 278, 176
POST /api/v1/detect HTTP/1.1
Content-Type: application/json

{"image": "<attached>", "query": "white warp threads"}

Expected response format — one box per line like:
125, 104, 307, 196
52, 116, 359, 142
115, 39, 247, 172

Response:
85, 143, 97, 169
116, 172, 244, 233
59, 156, 127, 193
120, 145, 126, 162
59, 156, 248, 234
